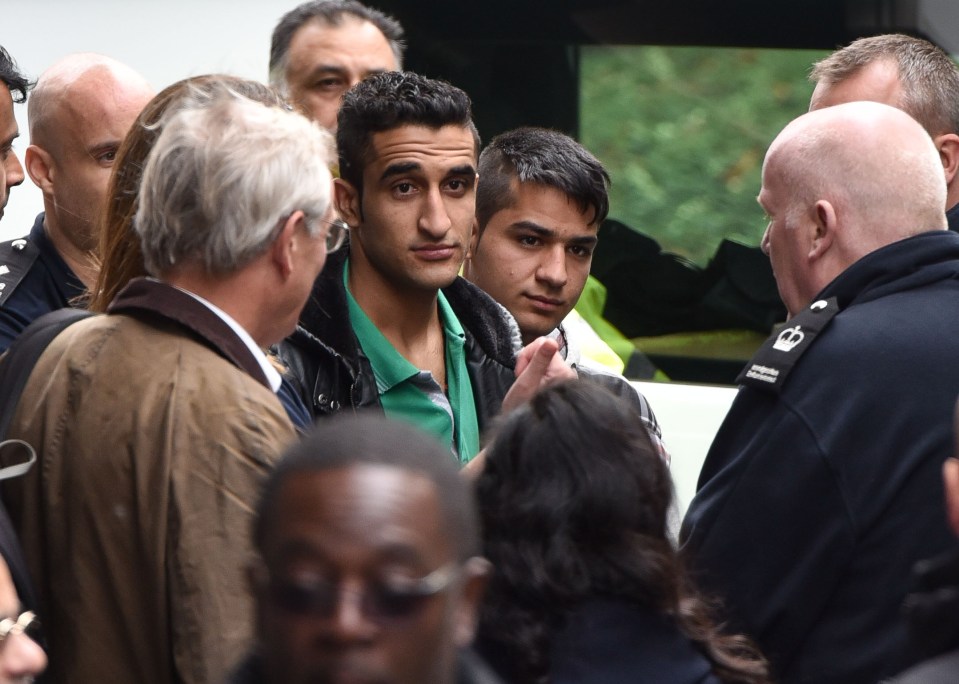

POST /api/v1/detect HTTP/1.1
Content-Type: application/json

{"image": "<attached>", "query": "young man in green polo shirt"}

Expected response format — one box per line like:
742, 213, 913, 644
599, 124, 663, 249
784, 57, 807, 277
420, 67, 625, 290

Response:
279, 71, 572, 462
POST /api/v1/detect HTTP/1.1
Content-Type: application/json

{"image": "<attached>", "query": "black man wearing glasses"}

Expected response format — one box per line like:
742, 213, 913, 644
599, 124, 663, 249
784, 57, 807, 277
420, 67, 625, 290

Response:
233, 414, 500, 684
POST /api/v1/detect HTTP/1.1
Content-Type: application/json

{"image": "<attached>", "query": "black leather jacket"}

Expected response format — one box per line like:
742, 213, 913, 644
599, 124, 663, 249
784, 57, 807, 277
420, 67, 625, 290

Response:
277, 246, 520, 427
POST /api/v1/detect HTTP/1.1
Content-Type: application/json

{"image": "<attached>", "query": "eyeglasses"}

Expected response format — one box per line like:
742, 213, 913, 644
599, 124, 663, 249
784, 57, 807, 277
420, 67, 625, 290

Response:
0, 610, 41, 645
272, 213, 349, 253
263, 562, 460, 622
314, 216, 349, 253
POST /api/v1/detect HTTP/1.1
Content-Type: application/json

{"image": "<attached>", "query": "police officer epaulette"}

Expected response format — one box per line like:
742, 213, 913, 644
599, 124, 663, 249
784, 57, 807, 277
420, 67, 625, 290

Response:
0, 236, 40, 308
736, 297, 840, 394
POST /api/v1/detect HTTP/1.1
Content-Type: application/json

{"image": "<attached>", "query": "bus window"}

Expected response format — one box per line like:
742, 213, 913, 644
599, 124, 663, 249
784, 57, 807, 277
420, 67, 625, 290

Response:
579, 46, 829, 382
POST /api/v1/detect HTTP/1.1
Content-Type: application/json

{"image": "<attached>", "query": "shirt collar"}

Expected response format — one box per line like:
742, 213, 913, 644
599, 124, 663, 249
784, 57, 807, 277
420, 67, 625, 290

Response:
174, 284, 282, 392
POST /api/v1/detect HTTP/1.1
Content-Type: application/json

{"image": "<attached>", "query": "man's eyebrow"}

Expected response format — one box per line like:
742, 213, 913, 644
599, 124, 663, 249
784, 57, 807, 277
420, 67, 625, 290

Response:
508, 220, 598, 245
88, 140, 120, 157
276, 538, 428, 569
381, 161, 421, 181
380, 162, 477, 183
448, 164, 476, 177
509, 221, 555, 237
0, 131, 18, 148
570, 234, 599, 246
306, 64, 348, 79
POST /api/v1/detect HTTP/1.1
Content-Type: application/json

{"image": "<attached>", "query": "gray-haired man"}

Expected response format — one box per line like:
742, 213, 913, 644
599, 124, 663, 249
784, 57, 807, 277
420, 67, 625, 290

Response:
809, 33, 959, 231
270, 0, 404, 132
5, 84, 338, 684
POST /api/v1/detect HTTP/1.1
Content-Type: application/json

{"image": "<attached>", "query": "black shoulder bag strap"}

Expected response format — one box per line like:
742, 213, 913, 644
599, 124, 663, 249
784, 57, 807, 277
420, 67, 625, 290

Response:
0, 306, 92, 616
0, 308, 94, 444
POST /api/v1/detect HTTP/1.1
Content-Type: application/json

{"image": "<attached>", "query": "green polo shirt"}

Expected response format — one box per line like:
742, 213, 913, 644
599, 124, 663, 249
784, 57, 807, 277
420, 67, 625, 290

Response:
344, 262, 480, 462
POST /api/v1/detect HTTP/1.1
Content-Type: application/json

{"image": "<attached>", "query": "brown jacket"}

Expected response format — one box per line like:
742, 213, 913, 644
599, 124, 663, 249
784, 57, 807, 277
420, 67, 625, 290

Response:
5, 280, 296, 683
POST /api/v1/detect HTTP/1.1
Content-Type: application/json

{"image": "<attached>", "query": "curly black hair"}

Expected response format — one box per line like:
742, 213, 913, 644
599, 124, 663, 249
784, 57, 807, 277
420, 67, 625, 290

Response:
0, 46, 31, 103
335, 71, 479, 193
475, 380, 770, 684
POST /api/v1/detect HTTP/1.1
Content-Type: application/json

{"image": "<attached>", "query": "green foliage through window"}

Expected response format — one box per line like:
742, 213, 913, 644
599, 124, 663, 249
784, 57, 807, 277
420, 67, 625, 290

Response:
581, 45, 828, 265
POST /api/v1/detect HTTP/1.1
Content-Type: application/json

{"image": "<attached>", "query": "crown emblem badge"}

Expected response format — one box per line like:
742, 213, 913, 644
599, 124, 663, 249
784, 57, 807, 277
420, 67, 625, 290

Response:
773, 325, 804, 352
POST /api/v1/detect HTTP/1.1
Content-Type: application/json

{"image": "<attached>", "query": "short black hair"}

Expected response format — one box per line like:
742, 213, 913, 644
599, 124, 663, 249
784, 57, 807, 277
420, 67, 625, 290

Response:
0, 45, 31, 104
254, 412, 480, 561
336, 71, 480, 192
269, 0, 405, 92
476, 127, 610, 238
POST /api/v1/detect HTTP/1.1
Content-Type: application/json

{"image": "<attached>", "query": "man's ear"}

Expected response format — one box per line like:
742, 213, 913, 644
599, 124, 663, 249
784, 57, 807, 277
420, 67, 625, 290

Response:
465, 220, 480, 263
934, 133, 959, 186
271, 211, 306, 279
24, 145, 54, 194
334, 178, 361, 227
809, 200, 836, 261
452, 557, 492, 647
944, 458, 959, 537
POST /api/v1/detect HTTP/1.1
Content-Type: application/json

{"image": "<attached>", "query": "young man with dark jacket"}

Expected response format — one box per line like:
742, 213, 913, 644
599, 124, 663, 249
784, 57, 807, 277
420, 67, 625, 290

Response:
279, 72, 571, 463
462, 126, 664, 449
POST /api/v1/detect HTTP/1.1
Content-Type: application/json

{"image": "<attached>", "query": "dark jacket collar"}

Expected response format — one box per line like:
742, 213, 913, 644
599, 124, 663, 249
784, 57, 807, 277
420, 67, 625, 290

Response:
298, 243, 519, 370
108, 277, 271, 388
946, 202, 959, 233
285, 243, 520, 420
818, 230, 959, 310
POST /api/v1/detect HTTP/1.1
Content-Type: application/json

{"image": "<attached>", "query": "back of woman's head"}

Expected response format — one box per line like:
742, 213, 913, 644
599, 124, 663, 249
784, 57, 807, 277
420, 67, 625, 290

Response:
476, 380, 771, 684
477, 379, 673, 603
476, 381, 680, 682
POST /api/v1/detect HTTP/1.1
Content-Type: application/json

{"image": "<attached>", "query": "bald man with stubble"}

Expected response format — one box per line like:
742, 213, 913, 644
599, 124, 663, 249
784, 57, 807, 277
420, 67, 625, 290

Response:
682, 101, 959, 684
0, 53, 152, 352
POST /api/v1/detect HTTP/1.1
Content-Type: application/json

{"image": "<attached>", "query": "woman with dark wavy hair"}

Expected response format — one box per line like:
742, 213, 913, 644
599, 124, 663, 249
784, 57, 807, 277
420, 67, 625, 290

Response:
474, 380, 770, 684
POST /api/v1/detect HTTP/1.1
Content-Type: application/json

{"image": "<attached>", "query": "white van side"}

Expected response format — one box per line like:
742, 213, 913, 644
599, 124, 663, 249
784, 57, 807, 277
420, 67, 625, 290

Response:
633, 381, 737, 518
